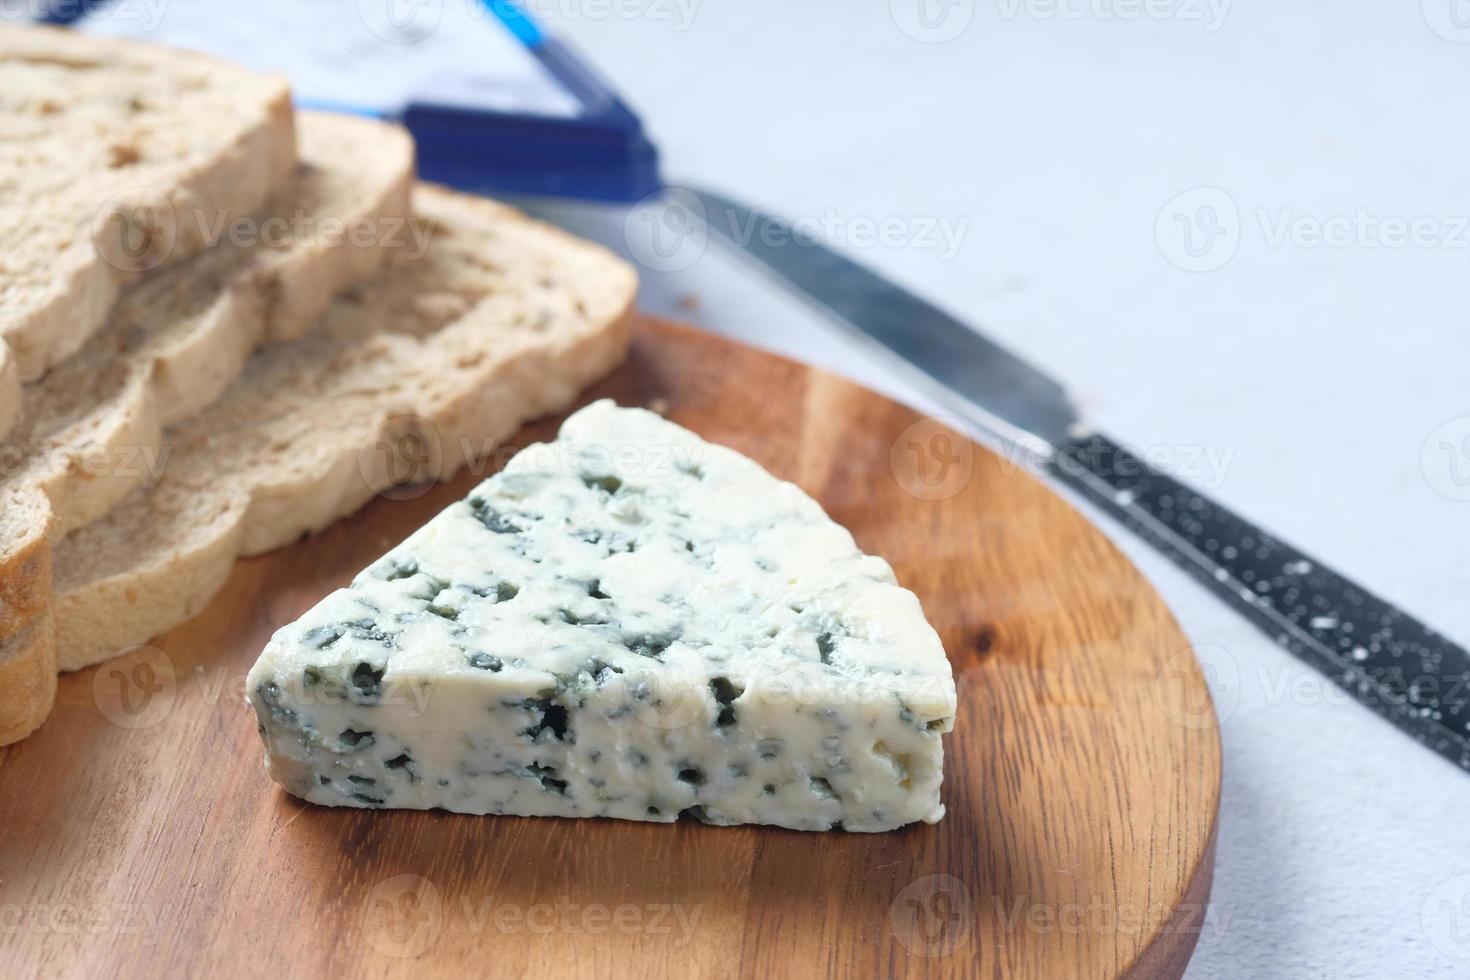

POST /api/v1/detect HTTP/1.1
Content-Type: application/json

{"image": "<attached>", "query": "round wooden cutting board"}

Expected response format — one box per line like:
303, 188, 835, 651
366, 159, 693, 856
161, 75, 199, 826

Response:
0, 318, 1220, 980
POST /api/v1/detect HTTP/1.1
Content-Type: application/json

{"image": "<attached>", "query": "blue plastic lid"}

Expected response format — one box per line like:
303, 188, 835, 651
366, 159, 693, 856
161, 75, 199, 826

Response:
46, 0, 664, 203
404, 11, 662, 202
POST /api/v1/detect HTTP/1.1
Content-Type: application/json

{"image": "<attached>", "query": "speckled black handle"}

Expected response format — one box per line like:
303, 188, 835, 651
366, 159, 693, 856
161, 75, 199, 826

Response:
1051, 433, 1470, 772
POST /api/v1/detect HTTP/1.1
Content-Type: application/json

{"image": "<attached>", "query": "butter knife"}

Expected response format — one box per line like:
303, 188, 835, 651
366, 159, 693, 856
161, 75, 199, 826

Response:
685, 186, 1470, 773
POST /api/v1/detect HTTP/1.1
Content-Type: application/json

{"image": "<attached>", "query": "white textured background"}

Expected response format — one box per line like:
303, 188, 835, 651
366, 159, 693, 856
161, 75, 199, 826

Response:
83, 1, 1470, 975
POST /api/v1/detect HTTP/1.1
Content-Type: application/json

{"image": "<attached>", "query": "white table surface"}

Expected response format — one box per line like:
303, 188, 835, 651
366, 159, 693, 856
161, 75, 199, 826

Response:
75, 2, 1470, 975
541, 3, 1470, 977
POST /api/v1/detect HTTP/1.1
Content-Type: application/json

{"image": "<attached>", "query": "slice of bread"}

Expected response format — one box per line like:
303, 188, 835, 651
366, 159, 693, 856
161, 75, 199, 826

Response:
50, 184, 636, 672
0, 25, 296, 384
0, 110, 413, 638
0, 112, 415, 745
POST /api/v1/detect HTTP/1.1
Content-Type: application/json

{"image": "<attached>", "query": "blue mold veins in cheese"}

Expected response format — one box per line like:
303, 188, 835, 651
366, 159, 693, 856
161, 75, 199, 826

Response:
247, 401, 957, 832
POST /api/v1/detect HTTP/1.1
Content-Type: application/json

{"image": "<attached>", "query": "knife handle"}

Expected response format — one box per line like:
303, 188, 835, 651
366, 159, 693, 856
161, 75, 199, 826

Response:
1050, 433, 1470, 771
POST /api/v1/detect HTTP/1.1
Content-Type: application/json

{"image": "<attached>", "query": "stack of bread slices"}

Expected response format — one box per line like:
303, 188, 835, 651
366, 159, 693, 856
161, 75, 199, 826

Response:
0, 26, 638, 744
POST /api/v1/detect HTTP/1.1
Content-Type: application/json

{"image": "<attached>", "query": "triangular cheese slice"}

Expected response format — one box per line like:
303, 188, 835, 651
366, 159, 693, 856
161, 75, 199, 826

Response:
248, 401, 956, 832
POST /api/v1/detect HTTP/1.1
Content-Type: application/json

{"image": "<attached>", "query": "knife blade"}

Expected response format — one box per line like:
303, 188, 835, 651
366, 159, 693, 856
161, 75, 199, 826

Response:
685, 185, 1470, 773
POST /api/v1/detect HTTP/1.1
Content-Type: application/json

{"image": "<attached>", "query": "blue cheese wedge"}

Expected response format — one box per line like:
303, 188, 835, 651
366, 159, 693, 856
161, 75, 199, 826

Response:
247, 401, 957, 832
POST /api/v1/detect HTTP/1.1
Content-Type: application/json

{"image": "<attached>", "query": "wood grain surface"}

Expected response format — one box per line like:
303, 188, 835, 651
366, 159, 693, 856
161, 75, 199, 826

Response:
0, 318, 1221, 979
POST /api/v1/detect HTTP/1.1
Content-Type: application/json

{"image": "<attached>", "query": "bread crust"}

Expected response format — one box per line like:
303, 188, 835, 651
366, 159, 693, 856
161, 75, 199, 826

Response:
0, 346, 18, 440
0, 487, 53, 640
0, 610, 56, 746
